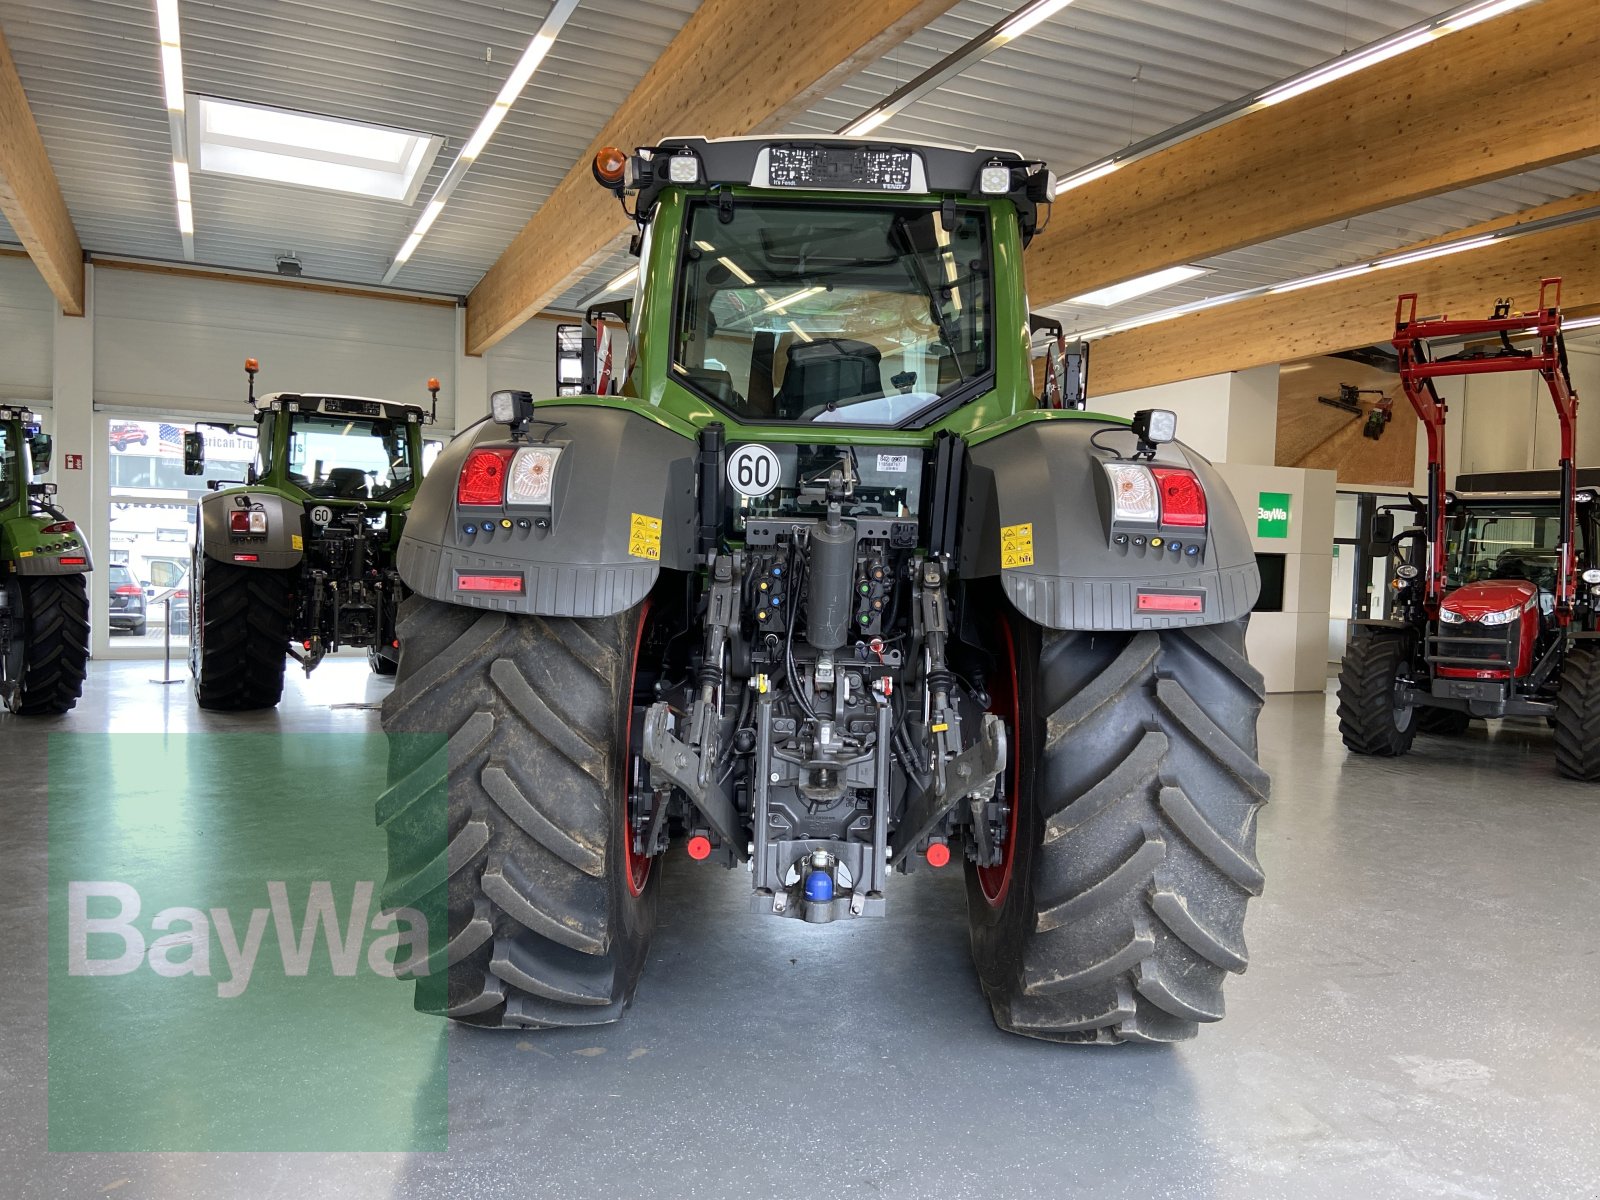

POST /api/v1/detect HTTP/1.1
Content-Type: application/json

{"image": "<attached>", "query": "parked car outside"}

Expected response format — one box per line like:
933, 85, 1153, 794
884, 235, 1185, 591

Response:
108, 563, 147, 634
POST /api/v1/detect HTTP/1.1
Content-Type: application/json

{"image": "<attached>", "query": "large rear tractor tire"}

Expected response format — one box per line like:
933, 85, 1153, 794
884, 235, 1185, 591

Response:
1554, 642, 1600, 781
2, 574, 90, 715
377, 595, 660, 1028
1416, 706, 1471, 737
1336, 630, 1417, 756
966, 613, 1268, 1044
191, 555, 292, 711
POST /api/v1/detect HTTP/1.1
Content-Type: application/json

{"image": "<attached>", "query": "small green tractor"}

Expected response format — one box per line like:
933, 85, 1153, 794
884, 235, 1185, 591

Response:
1, 405, 91, 715
187, 362, 436, 709
378, 136, 1270, 1043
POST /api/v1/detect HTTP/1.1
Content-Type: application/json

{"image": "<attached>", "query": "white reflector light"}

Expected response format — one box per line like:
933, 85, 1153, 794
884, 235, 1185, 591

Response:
979, 163, 1011, 194
508, 446, 562, 505
1103, 463, 1158, 523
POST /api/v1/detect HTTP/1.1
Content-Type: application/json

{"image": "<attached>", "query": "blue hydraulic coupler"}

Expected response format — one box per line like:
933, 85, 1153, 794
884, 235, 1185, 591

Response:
803, 869, 834, 904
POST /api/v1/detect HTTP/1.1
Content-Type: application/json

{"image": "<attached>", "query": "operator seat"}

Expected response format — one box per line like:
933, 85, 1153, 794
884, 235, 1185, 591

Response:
327, 468, 369, 499
775, 338, 883, 419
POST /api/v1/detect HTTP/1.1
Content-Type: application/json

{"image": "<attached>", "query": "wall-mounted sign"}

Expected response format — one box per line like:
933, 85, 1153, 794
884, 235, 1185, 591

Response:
64, 454, 84, 471
1257, 491, 1292, 539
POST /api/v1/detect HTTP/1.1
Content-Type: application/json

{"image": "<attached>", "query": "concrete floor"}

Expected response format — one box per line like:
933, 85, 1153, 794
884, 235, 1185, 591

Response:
3, 659, 1599, 1199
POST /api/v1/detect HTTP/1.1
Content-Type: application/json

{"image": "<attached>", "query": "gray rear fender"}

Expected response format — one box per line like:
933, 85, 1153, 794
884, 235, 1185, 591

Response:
960, 418, 1260, 630
397, 404, 697, 618
198, 489, 305, 569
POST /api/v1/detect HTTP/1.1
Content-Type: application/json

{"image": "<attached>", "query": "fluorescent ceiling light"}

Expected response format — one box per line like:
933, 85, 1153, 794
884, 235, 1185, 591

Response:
842, 109, 892, 137
836, 0, 1077, 138
1068, 265, 1207, 307
1048, 0, 1536, 200
1563, 315, 1600, 332
189, 95, 442, 203
1057, 205, 1600, 341
1055, 159, 1119, 195
154, 0, 192, 258
384, 0, 581, 281
997, 0, 1076, 41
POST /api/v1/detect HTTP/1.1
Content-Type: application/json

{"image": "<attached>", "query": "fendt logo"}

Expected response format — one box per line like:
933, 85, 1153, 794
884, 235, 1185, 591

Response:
1257, 491, 1292, 539
67, 880, 429, 999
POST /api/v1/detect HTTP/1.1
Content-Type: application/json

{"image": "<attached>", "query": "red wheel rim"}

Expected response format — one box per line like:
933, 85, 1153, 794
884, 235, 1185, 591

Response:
976, 614, 1020, 907
622, 600, 653, 897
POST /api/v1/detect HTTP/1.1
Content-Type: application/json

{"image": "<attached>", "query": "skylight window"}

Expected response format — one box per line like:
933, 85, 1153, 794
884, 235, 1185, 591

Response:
187, 95, 443, 203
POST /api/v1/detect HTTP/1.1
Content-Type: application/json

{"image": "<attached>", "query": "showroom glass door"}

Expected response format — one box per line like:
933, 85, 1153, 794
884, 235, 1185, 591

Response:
105, 415, 257, 655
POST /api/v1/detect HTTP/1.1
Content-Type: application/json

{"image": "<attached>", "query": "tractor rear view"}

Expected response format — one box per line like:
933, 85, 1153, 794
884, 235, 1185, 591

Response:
0, 406, 91, 715
188, 362, 437, 709
1338, 279, 1600, 778
377, 135, 1271, 1043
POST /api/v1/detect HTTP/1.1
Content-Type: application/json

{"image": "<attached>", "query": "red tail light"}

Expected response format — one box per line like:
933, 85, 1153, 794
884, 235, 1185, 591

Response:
42, 521, 76, 534
458, 448, 515, 506
60, 557, 87, 566
114, 585, 142, 596
1150, 467, 1207, 527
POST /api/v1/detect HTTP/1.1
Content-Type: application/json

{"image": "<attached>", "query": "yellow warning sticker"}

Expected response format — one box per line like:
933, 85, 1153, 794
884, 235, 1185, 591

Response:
1000, 522, 1035, 569
18, 549, 33, 558
291, 534, 303, 550
628, 513, 662, 561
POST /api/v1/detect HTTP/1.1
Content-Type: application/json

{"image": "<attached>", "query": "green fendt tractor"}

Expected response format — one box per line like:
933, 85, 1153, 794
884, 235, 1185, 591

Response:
1, 406, 91, 715
188, 361, 437, 710
378, 137, 1270, 1043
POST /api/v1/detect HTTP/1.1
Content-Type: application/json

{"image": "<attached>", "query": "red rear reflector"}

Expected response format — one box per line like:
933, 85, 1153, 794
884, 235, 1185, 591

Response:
456, 572, 523, 594
60, 556, 86, 566
1150, 467, 1206, 527
42, 521, 76, 534
1137, 590, 1204, 613
457, 448, 515, 506
925, 842, 951, 868
114, 584, 142, 595
233, 554, 259, 562
686, 835, 712, 860
391, 639, 400, 649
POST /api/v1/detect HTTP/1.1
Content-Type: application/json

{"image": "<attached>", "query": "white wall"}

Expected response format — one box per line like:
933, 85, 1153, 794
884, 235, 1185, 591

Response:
92, 270, 459, 427
485, 316, 563, 399
1093, 365, 1281, 465
1212, 461, 1337, 693
1406, 345, 1600, 488
1, 255, 56, 403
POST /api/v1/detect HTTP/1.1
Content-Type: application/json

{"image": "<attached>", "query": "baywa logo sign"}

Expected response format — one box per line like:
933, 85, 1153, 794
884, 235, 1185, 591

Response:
67, 880, 429, 998
48, 733, 449, 1152
1257, 491, 1292, 539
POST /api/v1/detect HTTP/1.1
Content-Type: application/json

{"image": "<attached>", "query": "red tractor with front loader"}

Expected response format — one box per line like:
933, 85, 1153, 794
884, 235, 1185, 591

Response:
1338, 278, 1600, 779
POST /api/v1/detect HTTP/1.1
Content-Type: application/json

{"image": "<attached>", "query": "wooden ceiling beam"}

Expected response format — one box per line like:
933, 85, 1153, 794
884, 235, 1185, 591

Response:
464, 0, 961, 357
0, 25, 82, 315
1026, 0, 1600, 308
1087, 215, 1600, 396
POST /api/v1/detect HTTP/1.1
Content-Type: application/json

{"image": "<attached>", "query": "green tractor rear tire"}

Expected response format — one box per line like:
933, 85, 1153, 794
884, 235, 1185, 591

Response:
965, 616, 1268, 1044
1336, 630, 1417, 756
2, 574, 90, 715
1554, 642, 1600, 781
191, 557, 293, 711
377, 595, 659, 1027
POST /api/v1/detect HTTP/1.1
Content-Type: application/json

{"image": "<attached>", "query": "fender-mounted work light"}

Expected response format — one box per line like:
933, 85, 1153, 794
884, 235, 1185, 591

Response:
490, 389, 535, 428
1132, 408, 1177, 445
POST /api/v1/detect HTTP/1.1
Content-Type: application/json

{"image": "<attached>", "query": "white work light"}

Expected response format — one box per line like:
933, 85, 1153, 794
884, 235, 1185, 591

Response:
668, 153, 700, 183
490, 389, 534, 426
978, 162, 1012, 194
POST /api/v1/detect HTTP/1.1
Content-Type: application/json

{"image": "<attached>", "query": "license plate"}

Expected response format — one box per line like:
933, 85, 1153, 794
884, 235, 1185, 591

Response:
767, 147, 913, 191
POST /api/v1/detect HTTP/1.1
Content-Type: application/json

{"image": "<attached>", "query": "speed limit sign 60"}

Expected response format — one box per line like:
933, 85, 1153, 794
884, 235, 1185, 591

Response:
726, 444, 781, 497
